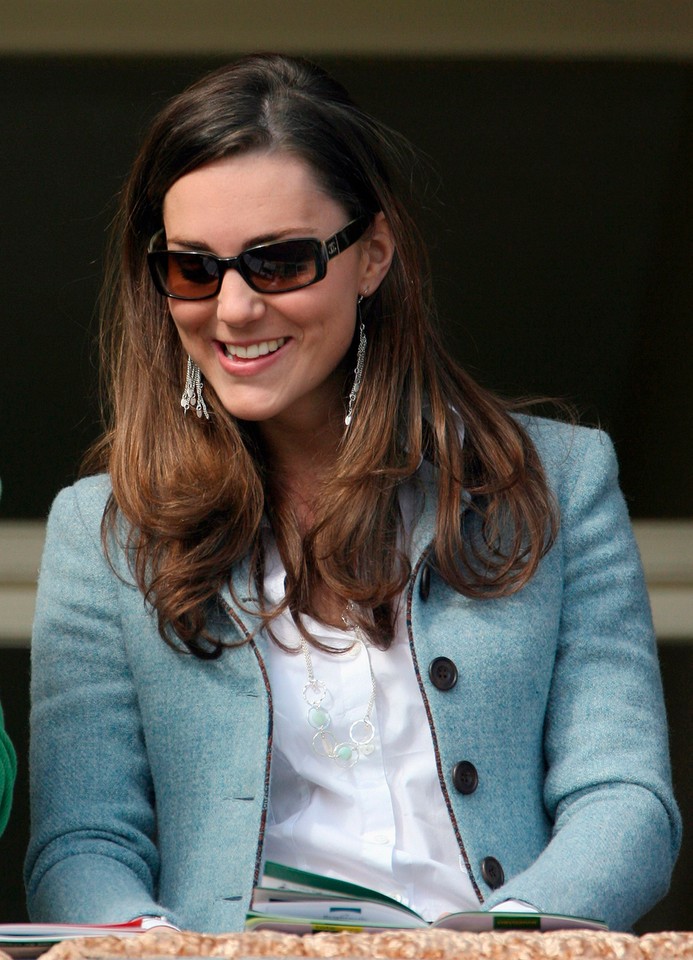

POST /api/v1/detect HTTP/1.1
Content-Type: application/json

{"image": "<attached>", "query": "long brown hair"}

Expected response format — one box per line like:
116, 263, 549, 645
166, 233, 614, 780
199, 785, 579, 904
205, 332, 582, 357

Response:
84, 53, 557, 657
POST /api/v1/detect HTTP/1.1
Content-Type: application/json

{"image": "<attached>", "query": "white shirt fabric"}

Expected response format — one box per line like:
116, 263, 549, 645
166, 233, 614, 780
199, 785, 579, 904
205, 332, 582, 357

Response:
260, 542, 482, 921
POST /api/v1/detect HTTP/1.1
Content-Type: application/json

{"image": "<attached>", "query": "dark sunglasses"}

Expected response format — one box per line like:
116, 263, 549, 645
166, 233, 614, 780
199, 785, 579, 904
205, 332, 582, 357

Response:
147, 214, 371, 300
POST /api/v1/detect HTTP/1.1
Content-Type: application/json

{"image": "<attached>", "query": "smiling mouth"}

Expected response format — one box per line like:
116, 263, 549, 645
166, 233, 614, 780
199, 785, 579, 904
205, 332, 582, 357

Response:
223, 338, 287, 360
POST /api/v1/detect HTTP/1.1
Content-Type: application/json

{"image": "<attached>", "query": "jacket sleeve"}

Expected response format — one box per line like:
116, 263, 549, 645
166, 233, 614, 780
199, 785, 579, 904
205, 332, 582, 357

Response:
24, 481, 180, 926
483, 425, 682, 929
0, 701, 16, 836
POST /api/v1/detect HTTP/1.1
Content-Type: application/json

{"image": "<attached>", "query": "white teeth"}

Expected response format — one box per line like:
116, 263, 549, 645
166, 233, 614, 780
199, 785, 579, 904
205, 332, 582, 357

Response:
225, 337, 285, 359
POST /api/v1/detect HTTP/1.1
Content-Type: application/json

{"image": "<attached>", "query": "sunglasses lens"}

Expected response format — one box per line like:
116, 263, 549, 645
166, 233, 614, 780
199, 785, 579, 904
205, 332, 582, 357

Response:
152, 252, 220, 299
148, 236, 325, 298
243, 239, 320, 292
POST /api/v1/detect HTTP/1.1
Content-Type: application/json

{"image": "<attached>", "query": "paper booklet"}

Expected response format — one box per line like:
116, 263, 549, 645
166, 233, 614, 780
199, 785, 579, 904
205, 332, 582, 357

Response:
0, 919, 174, 958
246, 861, 609, 934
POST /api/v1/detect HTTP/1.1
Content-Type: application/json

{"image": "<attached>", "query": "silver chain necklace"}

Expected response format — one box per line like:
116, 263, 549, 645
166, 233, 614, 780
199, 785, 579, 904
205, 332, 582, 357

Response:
300, 604, 377, 768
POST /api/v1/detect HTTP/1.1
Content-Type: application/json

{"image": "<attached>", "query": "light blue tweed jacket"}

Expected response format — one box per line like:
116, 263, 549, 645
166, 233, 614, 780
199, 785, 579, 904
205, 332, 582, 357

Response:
25, 418, 681, 932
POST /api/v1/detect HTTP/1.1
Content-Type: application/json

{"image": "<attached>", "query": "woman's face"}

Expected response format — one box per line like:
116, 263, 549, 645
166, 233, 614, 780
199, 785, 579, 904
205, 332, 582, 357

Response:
161, 151, 392, 433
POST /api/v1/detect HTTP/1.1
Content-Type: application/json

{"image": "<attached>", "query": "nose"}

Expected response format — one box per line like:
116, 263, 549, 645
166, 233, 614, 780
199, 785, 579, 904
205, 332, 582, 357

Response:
215, 265, 265, 327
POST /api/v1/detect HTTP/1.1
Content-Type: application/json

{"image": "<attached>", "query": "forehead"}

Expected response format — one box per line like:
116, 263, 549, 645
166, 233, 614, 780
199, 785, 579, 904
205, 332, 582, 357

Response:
162, 151, 345, 245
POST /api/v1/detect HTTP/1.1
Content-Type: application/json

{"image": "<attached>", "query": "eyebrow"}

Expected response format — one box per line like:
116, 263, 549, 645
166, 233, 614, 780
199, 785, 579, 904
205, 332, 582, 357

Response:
166, 227, 321, 253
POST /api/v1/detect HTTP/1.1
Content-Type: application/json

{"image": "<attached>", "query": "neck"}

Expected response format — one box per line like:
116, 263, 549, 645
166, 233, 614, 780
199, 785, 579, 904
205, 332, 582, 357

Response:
257, 397, 345, 530
259, 369, 345, 459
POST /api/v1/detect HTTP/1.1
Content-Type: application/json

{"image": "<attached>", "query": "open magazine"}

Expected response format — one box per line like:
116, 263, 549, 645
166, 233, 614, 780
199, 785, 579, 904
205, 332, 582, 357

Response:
0, 918, 176, 958
246, 861, 608, 934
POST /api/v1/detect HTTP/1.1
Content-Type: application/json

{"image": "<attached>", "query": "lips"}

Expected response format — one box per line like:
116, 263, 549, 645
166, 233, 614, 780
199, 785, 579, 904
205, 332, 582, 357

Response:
223, 337, 287, 360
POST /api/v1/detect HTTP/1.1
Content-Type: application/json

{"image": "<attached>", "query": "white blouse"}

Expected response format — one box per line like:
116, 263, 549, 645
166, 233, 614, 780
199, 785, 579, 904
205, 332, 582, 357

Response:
260, 538, 482, 921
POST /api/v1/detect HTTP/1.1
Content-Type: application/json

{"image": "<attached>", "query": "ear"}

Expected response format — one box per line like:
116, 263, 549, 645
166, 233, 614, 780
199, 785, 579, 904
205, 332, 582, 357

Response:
358, 212, 394, 295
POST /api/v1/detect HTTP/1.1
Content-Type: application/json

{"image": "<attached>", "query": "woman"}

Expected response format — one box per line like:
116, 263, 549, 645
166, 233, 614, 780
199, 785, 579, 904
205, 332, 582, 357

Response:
26, 54, 680, 933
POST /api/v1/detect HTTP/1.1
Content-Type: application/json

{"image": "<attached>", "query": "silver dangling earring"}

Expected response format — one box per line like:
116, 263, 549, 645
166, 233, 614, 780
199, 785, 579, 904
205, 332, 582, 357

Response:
181, 356, 209, 420
345, 292, 368, 427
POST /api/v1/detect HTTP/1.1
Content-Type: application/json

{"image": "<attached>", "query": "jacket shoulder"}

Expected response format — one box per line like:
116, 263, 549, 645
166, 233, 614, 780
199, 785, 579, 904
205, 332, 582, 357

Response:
514, 415, 619, 506
48, 474, 112, 526
44, 475, 115, 563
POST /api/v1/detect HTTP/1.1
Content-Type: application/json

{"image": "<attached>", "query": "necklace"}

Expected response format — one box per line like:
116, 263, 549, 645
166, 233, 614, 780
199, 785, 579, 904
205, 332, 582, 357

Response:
300, 604, 377, 768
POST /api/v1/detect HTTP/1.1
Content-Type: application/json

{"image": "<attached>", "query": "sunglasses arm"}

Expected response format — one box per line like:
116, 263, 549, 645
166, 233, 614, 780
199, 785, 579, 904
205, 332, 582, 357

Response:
324, 215, 371, 260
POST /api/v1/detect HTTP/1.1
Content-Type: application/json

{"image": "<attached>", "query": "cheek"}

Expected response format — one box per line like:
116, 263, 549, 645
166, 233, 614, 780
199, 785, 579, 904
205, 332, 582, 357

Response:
168, 302, 210, 338
303, 278, 358, 335
299, 302, 356, 367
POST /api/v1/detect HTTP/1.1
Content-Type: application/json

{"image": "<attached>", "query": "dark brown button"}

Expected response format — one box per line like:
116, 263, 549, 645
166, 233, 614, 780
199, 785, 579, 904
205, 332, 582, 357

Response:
452, 760, 478, 794
429, 657, 458, 691
481, 856, 504, 889
419, 563, 431, 600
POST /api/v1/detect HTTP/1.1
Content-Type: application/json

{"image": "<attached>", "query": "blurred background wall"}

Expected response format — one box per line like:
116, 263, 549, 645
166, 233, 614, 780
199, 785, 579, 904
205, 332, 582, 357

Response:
0, 0, 691, 932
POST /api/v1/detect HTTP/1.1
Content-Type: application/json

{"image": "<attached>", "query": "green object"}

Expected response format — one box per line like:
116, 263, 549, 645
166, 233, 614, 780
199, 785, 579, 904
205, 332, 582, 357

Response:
248, 862, 608, 934
0, 701, 17, 834
308, 707, 329, 729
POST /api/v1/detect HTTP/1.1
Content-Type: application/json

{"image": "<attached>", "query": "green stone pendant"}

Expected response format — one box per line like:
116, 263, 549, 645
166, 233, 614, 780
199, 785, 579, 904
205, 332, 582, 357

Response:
334, 742, 357, 766
308, 706, 330, 730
